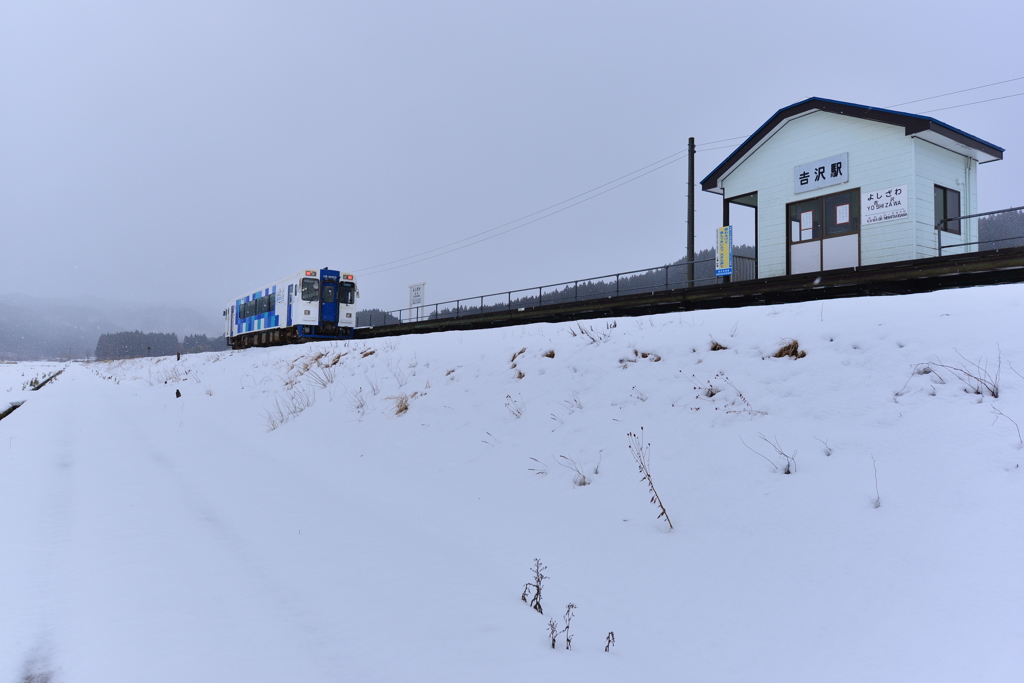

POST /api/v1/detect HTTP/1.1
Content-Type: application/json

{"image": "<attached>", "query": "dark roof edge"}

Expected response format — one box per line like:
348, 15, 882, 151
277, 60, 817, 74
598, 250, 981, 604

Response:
700, 97, 1004, 194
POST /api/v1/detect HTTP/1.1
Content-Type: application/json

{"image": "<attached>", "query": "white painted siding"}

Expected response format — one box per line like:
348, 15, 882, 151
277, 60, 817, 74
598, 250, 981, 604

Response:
912, 138, 978, 257
715, 110, 976, 277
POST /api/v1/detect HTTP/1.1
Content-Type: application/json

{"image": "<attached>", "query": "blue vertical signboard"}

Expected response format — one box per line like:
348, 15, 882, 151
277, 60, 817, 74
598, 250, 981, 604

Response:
716, 225, 733, 277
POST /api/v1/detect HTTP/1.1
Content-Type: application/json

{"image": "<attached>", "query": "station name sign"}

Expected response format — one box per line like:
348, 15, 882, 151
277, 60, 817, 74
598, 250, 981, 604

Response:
794, 153, 848, 194
861, 185, 908, 225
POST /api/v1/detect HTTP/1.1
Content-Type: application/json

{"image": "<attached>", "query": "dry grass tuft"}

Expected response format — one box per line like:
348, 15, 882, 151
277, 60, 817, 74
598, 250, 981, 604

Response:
774, 339, 806, 359
709, 339, 728, 351
388, 392, 417, 416
543, 350, 555, 358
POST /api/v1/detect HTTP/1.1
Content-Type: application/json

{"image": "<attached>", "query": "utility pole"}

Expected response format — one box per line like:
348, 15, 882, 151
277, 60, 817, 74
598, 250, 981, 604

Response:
687, 137, 695, 287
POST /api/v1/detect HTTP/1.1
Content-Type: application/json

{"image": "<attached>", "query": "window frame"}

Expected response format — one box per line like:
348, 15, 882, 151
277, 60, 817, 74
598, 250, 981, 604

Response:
934, 184, 961, 235
788, 188, 860, 245
301, 278, 320, 302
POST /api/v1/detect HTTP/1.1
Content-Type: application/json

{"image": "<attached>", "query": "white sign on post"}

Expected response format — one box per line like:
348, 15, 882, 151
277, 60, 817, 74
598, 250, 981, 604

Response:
861, 185, 909, 225
794, 153, 848, 194
409, 283, 425, 307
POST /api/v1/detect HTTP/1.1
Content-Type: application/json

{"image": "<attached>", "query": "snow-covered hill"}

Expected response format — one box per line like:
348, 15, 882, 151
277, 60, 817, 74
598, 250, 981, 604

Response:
1, 285, 1022, 682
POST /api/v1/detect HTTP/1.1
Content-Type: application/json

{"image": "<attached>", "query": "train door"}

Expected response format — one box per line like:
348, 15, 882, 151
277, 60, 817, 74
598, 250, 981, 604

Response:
320, 281, 339, 323
788, 189, 860, 274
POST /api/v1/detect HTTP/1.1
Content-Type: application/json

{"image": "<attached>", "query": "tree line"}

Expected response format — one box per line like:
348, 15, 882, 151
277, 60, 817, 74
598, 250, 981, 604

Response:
94, 332, 226, 360
979, 210, 1024, 249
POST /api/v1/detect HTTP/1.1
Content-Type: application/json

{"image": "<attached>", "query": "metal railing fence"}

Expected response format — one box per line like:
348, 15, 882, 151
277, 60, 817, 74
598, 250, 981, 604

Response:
362, 255, 756, 327
937, 205, 1024, 254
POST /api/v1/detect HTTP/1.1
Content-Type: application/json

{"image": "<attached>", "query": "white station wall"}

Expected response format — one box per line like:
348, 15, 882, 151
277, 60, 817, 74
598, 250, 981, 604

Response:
720, 111, 923, 278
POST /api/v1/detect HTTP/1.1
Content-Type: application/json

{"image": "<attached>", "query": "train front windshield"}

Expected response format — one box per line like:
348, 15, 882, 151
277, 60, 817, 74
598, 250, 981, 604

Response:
339, 282, 355, 305
301, 278, 319, 301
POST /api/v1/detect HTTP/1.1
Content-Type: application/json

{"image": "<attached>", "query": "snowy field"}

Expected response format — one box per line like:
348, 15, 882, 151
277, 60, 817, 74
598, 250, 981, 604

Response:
1, 285, 1022, 682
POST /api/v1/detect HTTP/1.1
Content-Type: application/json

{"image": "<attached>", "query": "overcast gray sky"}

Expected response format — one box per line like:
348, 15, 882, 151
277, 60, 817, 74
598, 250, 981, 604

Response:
2, 0, 1021, 319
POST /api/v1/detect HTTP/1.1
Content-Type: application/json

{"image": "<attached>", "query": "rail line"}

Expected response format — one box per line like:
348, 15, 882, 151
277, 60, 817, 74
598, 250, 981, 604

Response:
354, 246, 1024, 339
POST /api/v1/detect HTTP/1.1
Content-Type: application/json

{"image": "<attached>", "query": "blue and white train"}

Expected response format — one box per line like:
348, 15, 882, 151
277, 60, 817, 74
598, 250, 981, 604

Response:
224, 268, 358, 349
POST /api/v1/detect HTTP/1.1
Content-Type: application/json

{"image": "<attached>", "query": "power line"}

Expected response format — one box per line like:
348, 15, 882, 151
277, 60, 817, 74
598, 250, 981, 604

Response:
360, 153, 690, 277
356, 148, 689, 272
357, 78, 1022, 276
360, 154, 688, 278
915, 91, 1024, 114
887, 76, 1024, 108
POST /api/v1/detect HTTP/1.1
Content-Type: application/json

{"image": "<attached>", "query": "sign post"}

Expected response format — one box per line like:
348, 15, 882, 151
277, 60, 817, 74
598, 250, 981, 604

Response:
716, 225, 733, 278
409, 283, 425, 321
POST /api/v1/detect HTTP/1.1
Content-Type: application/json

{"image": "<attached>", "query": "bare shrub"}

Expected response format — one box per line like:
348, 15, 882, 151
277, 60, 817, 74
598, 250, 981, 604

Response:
576, 323, 609, 344
521, 558, 548, 614
557, 455, 590, 486
561, 603, 576, 650
305, 365, 336, 389
932, 348, 1001, 398
605, 631, 615, 652
560, 390, 583, 413
263, 386, 316, 431
871, 455, 881, 508
991, 407, 1022, 446
627, 429, 673, 530
348, 387, 367, 416
388, 393, 411, 416
774, 339, 806, 358
505, 394, 524, 418
740, 433, 796, 474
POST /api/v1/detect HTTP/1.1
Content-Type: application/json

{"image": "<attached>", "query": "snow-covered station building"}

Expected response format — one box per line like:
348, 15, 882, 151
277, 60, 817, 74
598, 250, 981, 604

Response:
700, 97, 1003, 277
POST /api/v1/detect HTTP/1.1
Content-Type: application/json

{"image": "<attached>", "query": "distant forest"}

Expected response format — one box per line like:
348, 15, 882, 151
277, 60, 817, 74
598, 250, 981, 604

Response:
95, 332, 226, 360
979, 209, 1024, 249
358, 246, 756, 326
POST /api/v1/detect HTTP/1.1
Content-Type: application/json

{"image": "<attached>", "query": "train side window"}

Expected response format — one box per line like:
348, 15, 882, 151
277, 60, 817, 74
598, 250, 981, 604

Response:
301, 278, 320, 302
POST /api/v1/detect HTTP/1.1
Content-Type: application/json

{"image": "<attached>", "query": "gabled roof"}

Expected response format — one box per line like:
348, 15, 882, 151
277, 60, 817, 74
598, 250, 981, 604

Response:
700, 97, 1004, 195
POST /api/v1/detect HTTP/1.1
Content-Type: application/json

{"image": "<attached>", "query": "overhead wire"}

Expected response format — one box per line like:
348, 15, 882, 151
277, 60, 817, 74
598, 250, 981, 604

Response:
359, 153, 690, 276
357, 77, 1022, 276
915, 91, 1024, 114
356, 147, 690, 273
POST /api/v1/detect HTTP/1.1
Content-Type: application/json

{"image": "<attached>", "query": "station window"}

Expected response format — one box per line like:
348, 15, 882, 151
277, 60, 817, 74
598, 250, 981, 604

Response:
301, 278, 320, 302
789, 189, 859, 243
934, 185, 961, 234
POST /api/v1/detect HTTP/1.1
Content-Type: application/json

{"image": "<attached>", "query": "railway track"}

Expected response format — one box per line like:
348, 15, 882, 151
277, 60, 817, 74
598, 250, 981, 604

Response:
354, 246, 1024, 339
